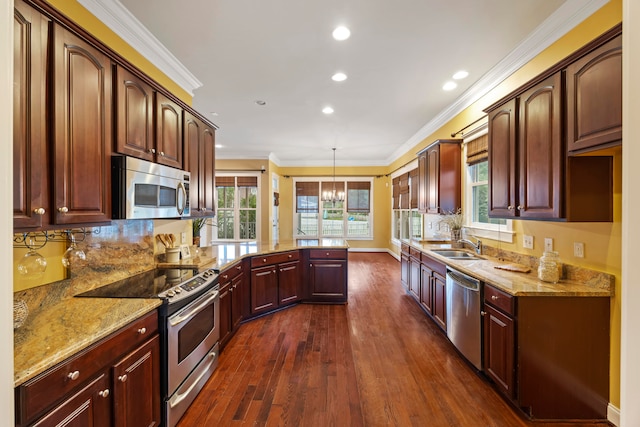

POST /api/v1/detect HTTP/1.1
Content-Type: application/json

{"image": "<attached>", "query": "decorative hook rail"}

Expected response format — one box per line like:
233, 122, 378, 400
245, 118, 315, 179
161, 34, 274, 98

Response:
13, 228, 101, 250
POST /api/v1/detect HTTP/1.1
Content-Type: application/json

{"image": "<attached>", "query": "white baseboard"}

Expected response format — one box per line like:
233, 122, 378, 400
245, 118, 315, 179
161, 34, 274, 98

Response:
608, 403, 620, 426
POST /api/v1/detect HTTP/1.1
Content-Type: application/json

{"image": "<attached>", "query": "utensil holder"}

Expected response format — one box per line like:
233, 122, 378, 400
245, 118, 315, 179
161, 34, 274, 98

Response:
166, 248, 180, 263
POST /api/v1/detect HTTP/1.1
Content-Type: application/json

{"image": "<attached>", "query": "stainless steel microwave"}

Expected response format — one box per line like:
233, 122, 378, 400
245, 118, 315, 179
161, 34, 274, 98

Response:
112, 156, 190, 219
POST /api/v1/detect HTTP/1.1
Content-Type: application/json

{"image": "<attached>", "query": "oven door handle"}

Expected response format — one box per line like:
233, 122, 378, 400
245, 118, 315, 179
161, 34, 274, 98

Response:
169, 289, 219, 327
169, 350, 217, 409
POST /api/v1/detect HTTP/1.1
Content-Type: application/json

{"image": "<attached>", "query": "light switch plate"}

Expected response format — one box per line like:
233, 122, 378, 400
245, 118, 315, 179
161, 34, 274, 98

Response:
181, 232, 187, 244
574, 242, 585, 258
544, 238, 553, 252
523, 235, 534, 249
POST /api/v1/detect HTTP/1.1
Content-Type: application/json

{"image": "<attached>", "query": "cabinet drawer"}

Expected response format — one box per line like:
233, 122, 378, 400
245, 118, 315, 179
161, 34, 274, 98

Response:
251, 250, 299, 267
421, 253, 446, 277
484, 285, 515, 316
401, 243, 410, 255
308, 249, 347, 260
16, 310, 158, 423
409, 247, 422, 258
219, 261, 244, 282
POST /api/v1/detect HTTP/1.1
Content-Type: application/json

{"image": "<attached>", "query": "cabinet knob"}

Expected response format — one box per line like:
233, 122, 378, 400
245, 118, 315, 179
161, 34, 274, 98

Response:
67, 371, 80, 381
263, 258, 267, 263
481, 311, 486, 316
288, 254, 292, 258
507, 205, 514, 210
310, 263, 313, 267
236, 265, 242, 270
149, 148, 156, 154
98, 389, 110, 398
137, 327, 147, 335
491, 295, 498, 300
326, 252, 330, 256
517, 205, 523, 211
160, 151, 165, 157
33, 207, 46, 215
223, 274, 228, 280
58, 206, 69, 213
230, 287, 233, 293
273, 270, 277, 274
118, 374, 128, 383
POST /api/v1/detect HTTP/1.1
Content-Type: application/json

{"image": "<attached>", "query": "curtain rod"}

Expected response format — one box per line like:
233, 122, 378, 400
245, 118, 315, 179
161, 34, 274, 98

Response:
283, 174, 384, 178
216, 167, 265, 173
450, 115, 487, 137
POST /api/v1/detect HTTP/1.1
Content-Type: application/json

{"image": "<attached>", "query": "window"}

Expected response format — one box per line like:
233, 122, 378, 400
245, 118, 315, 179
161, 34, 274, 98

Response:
391, 165, 422, 242
294, 179, 373, 240
215, 175, 259, 241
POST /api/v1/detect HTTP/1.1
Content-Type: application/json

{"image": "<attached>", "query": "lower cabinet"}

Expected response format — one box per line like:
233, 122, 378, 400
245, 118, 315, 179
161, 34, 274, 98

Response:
408, 249, 421, 301
400, 244, 410, 289
432, 272, 447, 331
250, 251, 301, 316
404, 248, 446, 332
219, 261, 245, 348
15, 311, 160, 427
483, 284, 610, 421
307, 249, 348, 303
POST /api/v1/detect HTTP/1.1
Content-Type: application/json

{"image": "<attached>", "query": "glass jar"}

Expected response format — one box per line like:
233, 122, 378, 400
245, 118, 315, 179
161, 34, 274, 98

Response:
538, 251, 560, 283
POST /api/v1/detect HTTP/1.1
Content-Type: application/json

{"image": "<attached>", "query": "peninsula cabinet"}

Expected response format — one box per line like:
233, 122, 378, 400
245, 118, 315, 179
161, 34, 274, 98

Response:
52, 24, 113, 226
307, 249, 348, 303
250, 251, 301, 315
566, 34, 622, 154
483, 285, 610, 421
417, 140, 461, 214
155, 92, 183, 169
184, 111, 217, 216
219, 261, 246, 349
13, 0, 50, 229
15, 311, 160, 427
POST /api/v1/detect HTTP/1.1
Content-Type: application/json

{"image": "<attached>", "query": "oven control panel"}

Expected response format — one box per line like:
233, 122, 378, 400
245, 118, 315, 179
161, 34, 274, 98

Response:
159, 268, 218, 301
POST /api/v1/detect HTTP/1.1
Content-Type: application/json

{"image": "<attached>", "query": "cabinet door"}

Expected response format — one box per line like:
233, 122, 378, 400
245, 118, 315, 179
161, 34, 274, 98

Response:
408, 256, 420, 300
52, 25, 112, 225
278, 260, 301, 306
417, 152, 428, 213
251, 265, 279, 314
155, 92, 183, 169
400, 252, 410, 289
231, 272, 245, 331
184, 112, 216, 216
426, 146, 440, 213
483, 304, 515, 399
308, 260, 347, 302
218, 279, 232, 347
31, 373, 111, 427
115, 66, 154, 162
13, 1, 50, 229
419, 264, 433, 315
112, 335, 161, 427
432, 272, 446, 331
488, 99, 517, 218
566, 35, 622, 153
518, 73, 562, 219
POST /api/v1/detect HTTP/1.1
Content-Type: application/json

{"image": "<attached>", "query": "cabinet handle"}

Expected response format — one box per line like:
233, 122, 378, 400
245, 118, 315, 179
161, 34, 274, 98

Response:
310, 263, 313, 267
99, 389, 110, 398
160, 151, 165, 157
223, 274, 228, 280
288, 254, 292, 258
491, 295, 498, 300
263, 258, 267, 263
507, 205, 514, 210
149, 148, 156, 154
58, 206, 68, 213
480, 311, 486, 316
236, 265, 242, 270
517, 205, 523, 211
118, 374, 128, 383
67, 371, 80, 381
230, 287, 233, 293
33, 208, 46, 215
137, 327, 147, 335
273, 270, 277, 274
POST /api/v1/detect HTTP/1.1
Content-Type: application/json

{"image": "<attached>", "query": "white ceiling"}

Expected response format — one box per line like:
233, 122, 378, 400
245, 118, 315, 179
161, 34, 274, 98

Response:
82, 0, 606, 166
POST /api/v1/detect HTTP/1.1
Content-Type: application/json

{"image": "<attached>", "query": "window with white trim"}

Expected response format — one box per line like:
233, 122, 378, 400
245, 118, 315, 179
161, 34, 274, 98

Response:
294, 178, 373, 240
391, 166, 422, 242
215, 175, 260, 241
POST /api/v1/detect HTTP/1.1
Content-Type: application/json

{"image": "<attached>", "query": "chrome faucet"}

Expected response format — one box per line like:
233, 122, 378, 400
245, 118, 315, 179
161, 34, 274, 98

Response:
458, 238, 483, 255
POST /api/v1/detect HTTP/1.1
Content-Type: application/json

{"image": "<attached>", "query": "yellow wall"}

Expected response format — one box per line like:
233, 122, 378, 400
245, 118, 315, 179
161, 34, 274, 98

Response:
46, 0, 192, 104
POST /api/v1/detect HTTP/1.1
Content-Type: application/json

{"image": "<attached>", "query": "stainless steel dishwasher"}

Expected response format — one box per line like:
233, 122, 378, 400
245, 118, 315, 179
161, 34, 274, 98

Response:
445, 267, 482, 370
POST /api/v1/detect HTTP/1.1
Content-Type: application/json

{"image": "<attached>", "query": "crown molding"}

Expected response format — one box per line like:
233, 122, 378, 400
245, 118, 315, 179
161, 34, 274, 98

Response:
77, 0, 202, 96
387, 0, 610, 164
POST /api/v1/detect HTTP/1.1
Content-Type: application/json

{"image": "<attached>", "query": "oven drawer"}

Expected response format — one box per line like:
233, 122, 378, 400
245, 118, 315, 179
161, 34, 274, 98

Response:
251, 250, 299, 267
16, 310, 158, 424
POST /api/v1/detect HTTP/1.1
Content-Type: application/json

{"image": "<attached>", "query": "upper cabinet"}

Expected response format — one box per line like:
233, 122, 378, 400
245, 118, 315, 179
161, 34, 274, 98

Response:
485, 26, 619, 222
155, 92, 183, 169
566, 34, 622, 154
184, 111, 216, 216
417, 139, 461, 214
13, 0, 50, 229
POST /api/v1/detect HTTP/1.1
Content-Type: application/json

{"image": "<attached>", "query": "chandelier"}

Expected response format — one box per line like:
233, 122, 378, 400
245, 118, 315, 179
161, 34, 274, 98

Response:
322, 148, 345, 204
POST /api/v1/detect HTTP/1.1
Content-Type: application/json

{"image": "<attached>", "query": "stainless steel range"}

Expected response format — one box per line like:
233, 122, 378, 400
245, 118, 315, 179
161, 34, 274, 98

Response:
77, 267, 220, 427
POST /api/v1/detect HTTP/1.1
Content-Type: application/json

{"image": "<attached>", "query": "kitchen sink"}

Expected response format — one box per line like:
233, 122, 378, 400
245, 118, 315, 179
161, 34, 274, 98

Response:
431, 249, 483, 260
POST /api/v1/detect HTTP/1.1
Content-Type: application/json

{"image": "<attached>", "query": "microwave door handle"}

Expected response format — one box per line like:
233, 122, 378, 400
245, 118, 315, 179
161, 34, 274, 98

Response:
177, 181, 187, 215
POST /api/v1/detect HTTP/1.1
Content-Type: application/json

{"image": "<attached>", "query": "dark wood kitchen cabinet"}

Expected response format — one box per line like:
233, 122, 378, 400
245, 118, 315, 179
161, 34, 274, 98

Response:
307, 249, 348, 303
408, 247, 421, 301
13, 0, 50, 229
417, 140, 461, 214
483, 285, 610, 421
115, 66, 155, 162
417, 252, 447, 331
400, 243, 410, 289
155, 92, 183, 169
52, 24, 113, 225
250, 251, 301, 315
184, 111, 217, 216
419, 263, 433, 314
432, 272, 447, 331
15, 311, 160, 427
566, 34, 622, 154
219, 261, 246, 348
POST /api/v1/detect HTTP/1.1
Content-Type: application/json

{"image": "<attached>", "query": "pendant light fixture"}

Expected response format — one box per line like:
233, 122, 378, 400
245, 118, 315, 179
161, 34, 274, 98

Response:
322, 148, 345, 204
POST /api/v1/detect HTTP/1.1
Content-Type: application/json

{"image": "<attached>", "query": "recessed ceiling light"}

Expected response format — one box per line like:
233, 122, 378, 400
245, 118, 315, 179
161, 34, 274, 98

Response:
322, 106, 334, 114
332, 72, 347, 82
442, 81, 457, 91
255, 100, 266, 106
210, 112, 219, 116
452, 70, 469, 80
332, 26, 351, 41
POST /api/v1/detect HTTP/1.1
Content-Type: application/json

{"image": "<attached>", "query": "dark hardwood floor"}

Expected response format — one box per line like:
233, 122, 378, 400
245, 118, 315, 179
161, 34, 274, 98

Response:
178, 252, 611, 427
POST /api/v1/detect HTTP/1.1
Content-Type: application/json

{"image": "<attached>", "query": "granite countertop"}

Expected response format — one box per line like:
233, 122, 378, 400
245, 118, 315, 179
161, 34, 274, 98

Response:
14, 239, 348, 387
404, 240, 613, 297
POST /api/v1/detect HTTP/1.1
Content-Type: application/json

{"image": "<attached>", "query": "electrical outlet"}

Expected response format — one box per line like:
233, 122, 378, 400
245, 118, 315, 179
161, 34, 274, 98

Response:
181, 232, 187, 243
544, 238, 553, 252
574, 242, 585, 258
523, 235, 534, 249
428, 222, 433, 229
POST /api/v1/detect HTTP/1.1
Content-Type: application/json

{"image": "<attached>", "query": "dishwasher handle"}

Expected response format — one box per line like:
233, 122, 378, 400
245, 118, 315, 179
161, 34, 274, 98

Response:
447, 269, 480, 291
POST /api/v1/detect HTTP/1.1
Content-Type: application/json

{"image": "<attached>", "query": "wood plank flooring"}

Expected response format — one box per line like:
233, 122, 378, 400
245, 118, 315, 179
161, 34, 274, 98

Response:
178, 252, 611, 427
